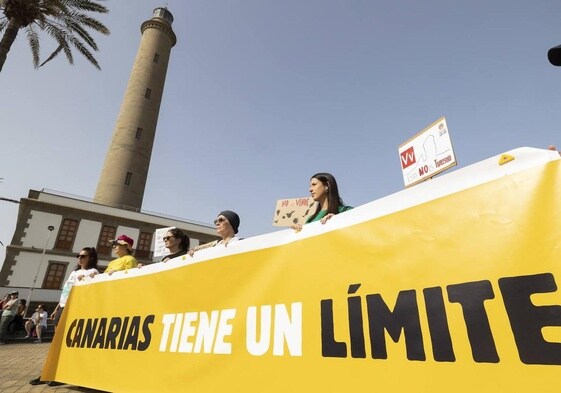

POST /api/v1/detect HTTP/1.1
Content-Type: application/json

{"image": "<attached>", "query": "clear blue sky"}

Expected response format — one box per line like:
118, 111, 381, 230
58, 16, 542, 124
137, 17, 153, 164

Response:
1, 0, 560, 264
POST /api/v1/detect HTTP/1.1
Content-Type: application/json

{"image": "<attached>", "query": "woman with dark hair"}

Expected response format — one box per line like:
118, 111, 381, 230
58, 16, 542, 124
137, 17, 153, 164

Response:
51, 247, 99, 326
162, 228, 190, 262
30, 247, 99, 386
294, 172, 352, 231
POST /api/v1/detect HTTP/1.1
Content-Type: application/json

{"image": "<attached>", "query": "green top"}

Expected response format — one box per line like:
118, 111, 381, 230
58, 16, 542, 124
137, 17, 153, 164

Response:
306, 205, 353, 223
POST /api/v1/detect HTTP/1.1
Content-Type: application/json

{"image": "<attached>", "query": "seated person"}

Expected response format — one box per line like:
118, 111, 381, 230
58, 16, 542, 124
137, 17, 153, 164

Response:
25, 305, 48, 343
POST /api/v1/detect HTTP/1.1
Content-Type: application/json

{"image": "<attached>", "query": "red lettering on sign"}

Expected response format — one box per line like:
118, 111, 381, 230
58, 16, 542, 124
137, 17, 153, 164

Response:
435, 155, 452, 168
419, 165, 429, 176
400, 147, 416, 169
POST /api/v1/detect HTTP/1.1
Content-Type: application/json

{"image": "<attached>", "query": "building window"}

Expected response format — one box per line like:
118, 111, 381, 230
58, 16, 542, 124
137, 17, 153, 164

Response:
145, 88, 151, 99
135, 127, 142, 140
42, 262, 68, 289
97, 225, 116, 256
55, 219, 78, 250
153, 53, 160, 63
135, 232, 152, 259
125, 172, 133, 186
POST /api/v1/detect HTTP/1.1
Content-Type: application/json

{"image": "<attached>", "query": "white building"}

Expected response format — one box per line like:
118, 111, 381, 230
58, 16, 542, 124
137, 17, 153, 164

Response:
0, 189, 219, 308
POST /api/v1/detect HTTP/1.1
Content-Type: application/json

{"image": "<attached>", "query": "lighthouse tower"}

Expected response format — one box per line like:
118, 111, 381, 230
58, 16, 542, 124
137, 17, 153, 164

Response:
94, 7, 177, 210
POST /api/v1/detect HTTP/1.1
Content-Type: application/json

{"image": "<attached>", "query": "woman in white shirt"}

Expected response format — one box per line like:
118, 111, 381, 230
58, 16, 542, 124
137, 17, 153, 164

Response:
51, 247, 99, 327
214, 210, 241, 247
29, 248, 99, 386
188, 210, 241, 256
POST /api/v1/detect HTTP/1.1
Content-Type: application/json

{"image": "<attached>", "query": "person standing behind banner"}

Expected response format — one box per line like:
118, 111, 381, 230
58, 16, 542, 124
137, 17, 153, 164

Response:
161, 228, 190, 262
104, 235, 138, 275
213, 210, 241, 247
189, 210, 241, 255
293, 172, 352, 231
29, 248, 99, 386
51, 247, 99, 327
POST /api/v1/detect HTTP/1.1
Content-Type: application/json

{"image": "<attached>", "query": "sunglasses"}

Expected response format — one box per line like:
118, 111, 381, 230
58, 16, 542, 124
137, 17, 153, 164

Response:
214, 217, 227, 225
76, 254, 88, 259
162, 236, 174, 242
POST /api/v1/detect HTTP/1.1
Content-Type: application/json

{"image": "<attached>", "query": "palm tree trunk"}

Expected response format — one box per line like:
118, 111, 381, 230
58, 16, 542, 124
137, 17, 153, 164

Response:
0, 18, 21, 72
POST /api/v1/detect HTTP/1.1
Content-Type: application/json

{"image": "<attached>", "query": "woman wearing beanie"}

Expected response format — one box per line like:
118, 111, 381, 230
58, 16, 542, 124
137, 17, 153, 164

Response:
189, 210, 241, 256
214, 210, 241, 247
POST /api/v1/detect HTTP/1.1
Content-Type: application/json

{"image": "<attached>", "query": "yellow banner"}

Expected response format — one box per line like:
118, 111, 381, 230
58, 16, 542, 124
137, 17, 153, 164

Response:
43, 155, 561, 392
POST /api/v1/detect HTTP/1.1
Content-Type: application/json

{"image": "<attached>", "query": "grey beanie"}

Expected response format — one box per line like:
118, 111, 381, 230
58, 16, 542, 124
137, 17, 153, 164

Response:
219, 210, 240, 234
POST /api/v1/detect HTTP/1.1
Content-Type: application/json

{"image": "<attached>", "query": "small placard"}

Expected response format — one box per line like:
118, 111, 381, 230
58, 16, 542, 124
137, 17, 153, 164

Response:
399, 117, 457, 187
194, 240, 219, 251
272, 197, 318, 227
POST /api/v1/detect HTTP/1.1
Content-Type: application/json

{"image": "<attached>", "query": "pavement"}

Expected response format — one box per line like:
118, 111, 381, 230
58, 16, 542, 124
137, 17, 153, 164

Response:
0, 342, 105, 393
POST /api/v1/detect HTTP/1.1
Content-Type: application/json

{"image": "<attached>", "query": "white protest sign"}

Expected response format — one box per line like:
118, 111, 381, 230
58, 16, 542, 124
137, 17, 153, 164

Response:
399, 117, 457, 187
153, 227, 175, 258
272, 197, 317, 227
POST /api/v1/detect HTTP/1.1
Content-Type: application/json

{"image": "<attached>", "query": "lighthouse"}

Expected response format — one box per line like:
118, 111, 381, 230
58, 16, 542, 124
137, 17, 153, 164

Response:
94, 7, 177, 210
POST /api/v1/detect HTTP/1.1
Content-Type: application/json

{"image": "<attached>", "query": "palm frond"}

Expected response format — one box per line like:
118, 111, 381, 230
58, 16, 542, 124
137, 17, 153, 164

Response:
60, 0, 108, 14
38, 43, 64, 67
67, 12, 109, 35
2, 0, 109, 71
25, 25, 40, 68
42, 2, 70, 20
65, 19, 96, 49
66, 32, 100, 69
41, 22, 73, 66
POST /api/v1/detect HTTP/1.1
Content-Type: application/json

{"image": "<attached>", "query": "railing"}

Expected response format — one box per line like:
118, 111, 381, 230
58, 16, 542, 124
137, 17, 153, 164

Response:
39, 188, 213, 228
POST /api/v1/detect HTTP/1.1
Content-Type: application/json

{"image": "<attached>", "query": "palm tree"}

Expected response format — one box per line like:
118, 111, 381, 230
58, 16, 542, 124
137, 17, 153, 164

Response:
0, 0, 110, 72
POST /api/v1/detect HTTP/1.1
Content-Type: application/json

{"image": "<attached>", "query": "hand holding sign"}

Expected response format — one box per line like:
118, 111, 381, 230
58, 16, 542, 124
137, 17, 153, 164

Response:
272, 197, 317, 227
